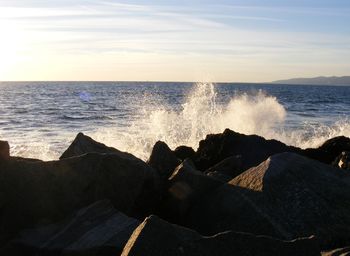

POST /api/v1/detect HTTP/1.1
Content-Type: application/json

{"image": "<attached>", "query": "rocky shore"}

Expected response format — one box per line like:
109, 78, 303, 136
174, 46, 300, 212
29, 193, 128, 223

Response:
1, 129, 350, 255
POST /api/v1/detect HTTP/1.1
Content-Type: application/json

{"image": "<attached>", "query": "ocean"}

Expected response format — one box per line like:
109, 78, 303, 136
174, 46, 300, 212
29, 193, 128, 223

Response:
0, 81, 349, 161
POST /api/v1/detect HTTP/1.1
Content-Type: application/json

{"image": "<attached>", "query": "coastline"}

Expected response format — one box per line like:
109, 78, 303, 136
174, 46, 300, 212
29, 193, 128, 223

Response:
1, 129, 350, 255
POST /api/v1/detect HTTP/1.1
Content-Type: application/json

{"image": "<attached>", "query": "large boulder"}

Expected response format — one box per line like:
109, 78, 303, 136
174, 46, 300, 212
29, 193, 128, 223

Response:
0, 152, 160, 244
147, 141, 181, 179
194, 129, 350, 172
187, 153, 350, 250
60, 132, 136, 160
121, 215, 320, 256
194, 129, 301, 171
0, 140, 10, 159
2, 200, 140, 256
158, 159, 222, 223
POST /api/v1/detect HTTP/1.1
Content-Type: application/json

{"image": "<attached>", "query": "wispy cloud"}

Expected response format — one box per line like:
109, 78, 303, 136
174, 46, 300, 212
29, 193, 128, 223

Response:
0, 0, 349, 81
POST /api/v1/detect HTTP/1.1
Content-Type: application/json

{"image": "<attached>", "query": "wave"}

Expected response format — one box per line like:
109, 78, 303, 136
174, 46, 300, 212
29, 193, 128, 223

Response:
92, 82, 350, 160
61, 115, 113, 121
2, 82, 349, 161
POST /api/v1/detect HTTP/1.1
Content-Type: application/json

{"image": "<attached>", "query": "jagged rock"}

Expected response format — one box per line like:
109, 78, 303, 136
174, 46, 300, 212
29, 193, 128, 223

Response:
147, 141, 181, 179
174, 145, 196, 161
2, 200, 140, 256
304, 136, 350, 164
194, 129, 301, 171
0, 140, 10, 159
0, 152, 160, 244
205, 155, 243, 182
322, 247, 350, 256
187, 153, 350, 250
121, 215, 320, 256
333, 151, 350, 170
60, 132, 136, 160
158, 159, 222, 223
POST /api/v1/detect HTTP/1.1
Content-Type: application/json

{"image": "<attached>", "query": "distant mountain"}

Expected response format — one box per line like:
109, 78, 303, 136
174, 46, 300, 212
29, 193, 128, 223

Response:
272, 76, 350, 86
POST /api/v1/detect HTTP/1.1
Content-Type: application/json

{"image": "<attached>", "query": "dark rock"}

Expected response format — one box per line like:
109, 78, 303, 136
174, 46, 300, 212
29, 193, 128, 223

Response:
0, 152, 160, 244
194, 129, 350, 171
187, 153, 350, 250
9, 157, 42, 162
174, 145, 196, 161
0, 140, 10, 159
159, 159, 222, 223
333, 151, 350, 170
60, 132, 137, 160
304, 136, 350, 164
2, 200, 139, 256
121, 215, 199, 256
194, 129, 301, 171
147, 141, 181, 179
121, 215, 320, 256
322, 246, 350, 256
205, 155, 243, 182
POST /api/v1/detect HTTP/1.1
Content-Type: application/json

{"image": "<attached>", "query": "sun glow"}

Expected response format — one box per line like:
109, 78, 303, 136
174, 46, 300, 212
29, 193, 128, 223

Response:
0, 16, 24, 79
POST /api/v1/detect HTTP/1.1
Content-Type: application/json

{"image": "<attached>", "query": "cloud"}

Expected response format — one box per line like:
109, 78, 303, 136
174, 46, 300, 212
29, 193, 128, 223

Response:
1, 0, 349, 81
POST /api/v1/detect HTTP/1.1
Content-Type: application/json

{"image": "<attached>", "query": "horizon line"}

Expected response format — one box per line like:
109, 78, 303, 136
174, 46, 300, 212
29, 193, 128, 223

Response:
0, 80, 266, 84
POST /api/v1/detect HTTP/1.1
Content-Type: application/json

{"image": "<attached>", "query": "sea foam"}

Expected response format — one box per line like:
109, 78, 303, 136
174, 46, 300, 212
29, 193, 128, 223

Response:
92, 82, 349, 160
3, 82, 350, 161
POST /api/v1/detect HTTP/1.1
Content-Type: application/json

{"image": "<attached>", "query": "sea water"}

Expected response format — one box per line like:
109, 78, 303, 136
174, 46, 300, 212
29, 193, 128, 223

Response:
0, 81, 349, 160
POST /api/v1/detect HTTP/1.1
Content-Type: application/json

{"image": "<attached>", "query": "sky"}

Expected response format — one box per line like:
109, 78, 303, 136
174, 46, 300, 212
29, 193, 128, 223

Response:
0, 0, 349, 82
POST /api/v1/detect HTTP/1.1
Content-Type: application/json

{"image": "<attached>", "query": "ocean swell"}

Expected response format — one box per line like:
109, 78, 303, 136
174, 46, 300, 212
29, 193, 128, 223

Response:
2, 82, 349, 161
93, 82, 349, 160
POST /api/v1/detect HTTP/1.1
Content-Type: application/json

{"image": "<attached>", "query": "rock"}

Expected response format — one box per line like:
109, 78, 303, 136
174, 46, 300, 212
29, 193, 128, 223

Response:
60, 132, 136, 160
304, 136, 350, 165
194, 129, 301, 171
0, 152, 160, 244
147, 141, 181, 179
9, 157, 42, 162
121, 215, 320, 256
333, 151, 350, 170
187, 152, 350, 250
158, 159, 222, 223
322, 246, 350, 256
204, 155, 243, 182
194, 129, 350, 172
0, 140, 10, 159
2, 200, 140, 256
174, 145, 196, 161
121, 215, 199, 256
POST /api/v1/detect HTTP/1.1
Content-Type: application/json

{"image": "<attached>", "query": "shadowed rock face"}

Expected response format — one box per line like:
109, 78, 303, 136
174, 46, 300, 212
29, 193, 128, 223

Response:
121, 215, 320, 256
147, 141, 181, 179
158, 159, 223, 224
187, 153, 350, 250
60, 132, 137, 160
174, 146, 196, 161
3, 200, 140, 256
194, 129, 301, 172
204, 155, 243, 182
0, 152, 161, 244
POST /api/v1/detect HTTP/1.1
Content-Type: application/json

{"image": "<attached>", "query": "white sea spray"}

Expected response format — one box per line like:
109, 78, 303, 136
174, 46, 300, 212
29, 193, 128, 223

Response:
2, 82, 349, 161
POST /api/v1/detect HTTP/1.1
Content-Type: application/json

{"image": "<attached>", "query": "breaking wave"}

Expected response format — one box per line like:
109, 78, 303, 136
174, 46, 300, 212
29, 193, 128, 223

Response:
92, 82, 350, 160
2, 82, 349, 161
